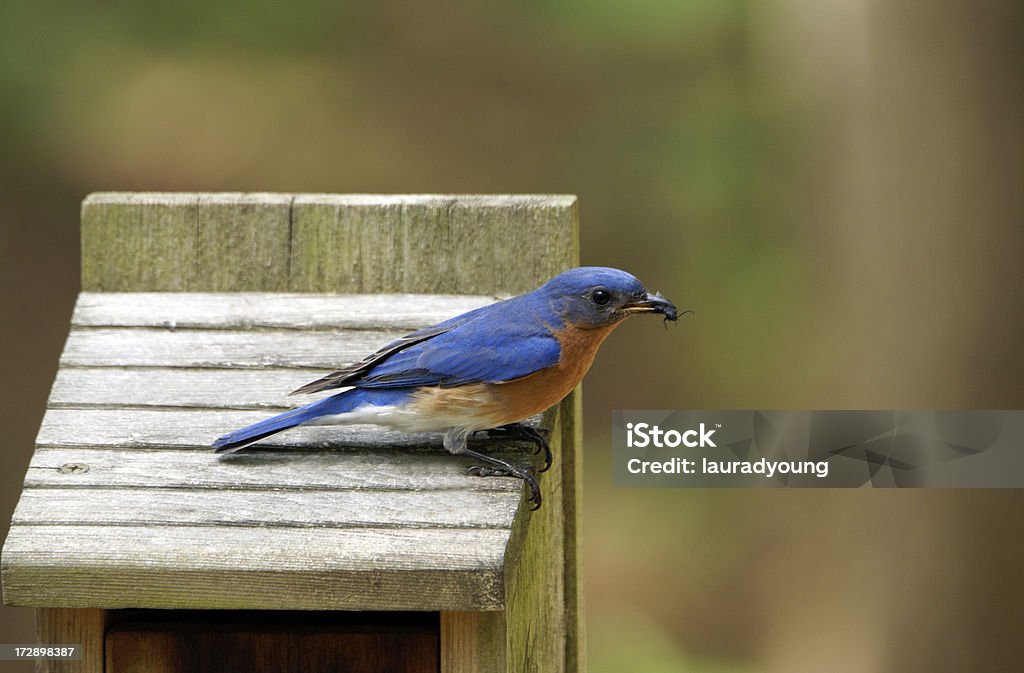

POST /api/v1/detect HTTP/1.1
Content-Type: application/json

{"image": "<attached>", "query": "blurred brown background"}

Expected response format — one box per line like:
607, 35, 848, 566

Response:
1, 1, 1022, 671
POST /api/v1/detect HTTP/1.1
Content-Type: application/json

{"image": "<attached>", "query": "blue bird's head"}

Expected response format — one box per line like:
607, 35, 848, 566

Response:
538, 267, 679, 328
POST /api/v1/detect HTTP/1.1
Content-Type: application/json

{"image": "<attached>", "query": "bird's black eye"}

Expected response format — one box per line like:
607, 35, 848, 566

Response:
591, 288, 612, 306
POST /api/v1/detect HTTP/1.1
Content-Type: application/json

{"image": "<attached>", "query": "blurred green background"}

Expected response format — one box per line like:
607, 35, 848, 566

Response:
1, 1, 1022, 671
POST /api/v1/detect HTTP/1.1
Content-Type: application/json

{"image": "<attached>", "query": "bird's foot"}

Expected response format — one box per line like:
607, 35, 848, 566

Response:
477, 423, 552, 473
463, 448, 542, 510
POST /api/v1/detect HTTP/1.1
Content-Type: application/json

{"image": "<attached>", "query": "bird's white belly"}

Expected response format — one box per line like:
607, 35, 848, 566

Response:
301, 402, 500, 434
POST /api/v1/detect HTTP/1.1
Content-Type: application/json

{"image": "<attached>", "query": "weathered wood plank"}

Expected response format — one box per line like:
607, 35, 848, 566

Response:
81, 193, 199, 292
81, 193, 293, 292
194, 193, 294, 292
49, 368, 316, 409
35, 608, 109, 673
289, 194, 577, 294
81, 193, 577, 294
25, 448, 525, 494
504, 393, 584, 673
440, 611, 507, 673
60, 328, 402, 369
13, 487, 519, 530
72, 292, 498, 330
4, 525, 508, 610
564, 392, 586, 672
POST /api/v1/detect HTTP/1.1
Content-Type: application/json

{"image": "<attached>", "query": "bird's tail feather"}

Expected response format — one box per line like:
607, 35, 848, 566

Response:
213, 389, 377, 453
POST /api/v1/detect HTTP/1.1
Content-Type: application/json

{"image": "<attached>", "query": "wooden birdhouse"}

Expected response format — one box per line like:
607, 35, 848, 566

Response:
1, 193, 583, 672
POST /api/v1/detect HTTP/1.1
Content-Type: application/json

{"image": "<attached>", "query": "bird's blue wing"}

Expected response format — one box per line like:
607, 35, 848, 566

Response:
356, 316, 561, 388
290, 322, 456, 395
292, 296, 562, 393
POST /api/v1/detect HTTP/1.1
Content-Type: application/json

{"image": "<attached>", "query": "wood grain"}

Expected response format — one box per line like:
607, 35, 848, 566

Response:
24, 448, 526, 493
12, 487, 519, 530
505, 392, 586, 673
72, 292, 499, 330
6, 525, 508, 610
440, 611, 507, 673
50, 368, 322, 409
289, 194, 577, 295
80, 193, 577, 295
35, 608, 109, 673
61, 327, 403, 369
81, 193, 293, 292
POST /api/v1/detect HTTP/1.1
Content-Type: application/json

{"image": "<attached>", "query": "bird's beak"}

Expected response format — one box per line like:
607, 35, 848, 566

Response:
622, 292, 679, 321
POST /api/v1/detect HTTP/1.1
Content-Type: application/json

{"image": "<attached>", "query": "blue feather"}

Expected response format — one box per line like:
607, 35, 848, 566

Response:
356, 297, 562, 388
213, 388, 412, 452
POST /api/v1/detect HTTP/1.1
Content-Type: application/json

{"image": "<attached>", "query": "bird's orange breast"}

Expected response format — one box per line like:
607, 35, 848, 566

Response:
483, 320, 622, 426
409, 320, 623, 430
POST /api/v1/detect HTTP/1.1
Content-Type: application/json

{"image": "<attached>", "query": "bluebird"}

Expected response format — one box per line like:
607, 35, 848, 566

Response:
213, 267, 679, 508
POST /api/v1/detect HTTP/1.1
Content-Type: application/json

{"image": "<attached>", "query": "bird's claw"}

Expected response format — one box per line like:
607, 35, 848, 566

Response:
467, 463, 535, 478
478, 423, 552, 474
467, 462, 542, 510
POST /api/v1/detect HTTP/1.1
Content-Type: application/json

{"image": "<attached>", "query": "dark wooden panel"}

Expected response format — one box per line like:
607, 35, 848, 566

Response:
106, 611, 439, 673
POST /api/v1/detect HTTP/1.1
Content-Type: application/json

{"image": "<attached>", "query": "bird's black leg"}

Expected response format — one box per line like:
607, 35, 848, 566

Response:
461, 448, 542, 510
444, 427, 542, 510
478, 423, 552, 473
